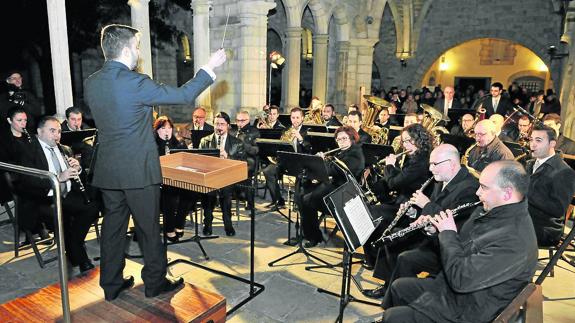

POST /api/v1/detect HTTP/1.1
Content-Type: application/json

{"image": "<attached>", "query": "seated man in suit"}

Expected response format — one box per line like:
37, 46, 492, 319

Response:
364, 144, 479, 299
322, 103, 342, 127
179, 106, 214, 147
257, 104, 285, 130
449, 113, 474, 138
379, 161, 537, 323
61, 106, 88, 131
197, 112, 245, 236
433, 86, 461, 119
526, 124, 575, 246
263, 107, 310, 209
234, 110, 260, 210
346, 110, 372, 144
543, 113, 575, 155
17, 116, 100, 273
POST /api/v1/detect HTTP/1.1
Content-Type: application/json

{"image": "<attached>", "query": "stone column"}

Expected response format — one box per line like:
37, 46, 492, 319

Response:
284, 27, 303, 109
312, 34, 329, 103
191, 0, 212, 110
339, 38, 377, 107
46, 0, 73, 117
129, 0, 153, 78
334, 41, 350, 112
238, 1, 276, 113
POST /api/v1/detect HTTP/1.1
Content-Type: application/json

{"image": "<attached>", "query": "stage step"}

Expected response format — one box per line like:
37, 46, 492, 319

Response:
0, 264, 226, 322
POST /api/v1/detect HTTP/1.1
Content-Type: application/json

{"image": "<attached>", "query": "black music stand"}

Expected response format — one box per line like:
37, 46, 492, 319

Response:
319, 180, 380, 322
503, 141, 528, 158
60, 128, 97, 156
440, 134, 475, 155
189, 129, 213, 148
304, 124, 328, 133
258, 129, 283, 139
255, 139, 294, 223
278, 114, 292, 127
268, 151, 333, 267
308, 131, 337, 154
162, 149, 221, 259
362, 143, 395, 166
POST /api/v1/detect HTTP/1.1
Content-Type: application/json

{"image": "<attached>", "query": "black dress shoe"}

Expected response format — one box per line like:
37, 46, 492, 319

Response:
202, 225, 212, 236
225, 228, 236, 236
362, 285, 387, 299
276, 199, 285, 207
105, 276, 135, 301
175, 230, 184, 238
165, 234, 179, 243
304, 240, 320, 248
79, 261, 95, 273
361, 260, 374, 271
145, 277, 184, 298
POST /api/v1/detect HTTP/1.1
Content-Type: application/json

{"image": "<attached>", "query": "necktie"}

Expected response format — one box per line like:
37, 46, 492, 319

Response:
217, 135, 221, 149
48, 147, 68, 196
533, 159, 542, 174
493, 98, 499, 111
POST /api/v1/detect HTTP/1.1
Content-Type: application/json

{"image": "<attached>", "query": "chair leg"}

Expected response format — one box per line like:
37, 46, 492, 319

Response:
26, 230, 45, 268
3, 203, 19, 258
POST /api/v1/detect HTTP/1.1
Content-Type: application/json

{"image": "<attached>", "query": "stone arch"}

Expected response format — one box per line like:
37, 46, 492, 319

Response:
384, 1, 403, 58
412, 32, 553, 88
366, 0, 389, 39
331, 4, 350, 41
305, 0, 329, 34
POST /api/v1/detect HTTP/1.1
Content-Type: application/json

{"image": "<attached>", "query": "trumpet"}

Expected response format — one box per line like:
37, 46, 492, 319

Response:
372, 201, 481, 246
21, 128, 32, 143
381, 176, 435, 236
57, 144, 91, 204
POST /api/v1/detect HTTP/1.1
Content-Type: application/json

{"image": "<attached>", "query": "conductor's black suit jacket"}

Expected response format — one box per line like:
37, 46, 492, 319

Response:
84, 61, 213, 189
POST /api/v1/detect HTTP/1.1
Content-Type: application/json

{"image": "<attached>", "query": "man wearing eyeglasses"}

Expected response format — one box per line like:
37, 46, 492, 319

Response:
234, 110, 260, 210
363, 144, 479, 299
465, 119, 513, 176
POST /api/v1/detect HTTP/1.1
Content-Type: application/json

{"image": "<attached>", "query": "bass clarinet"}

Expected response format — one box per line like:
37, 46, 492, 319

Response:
372, 201, 481, 246
21, 128, 32, 143
57, 144, 92, 204
381, 176, 435, 236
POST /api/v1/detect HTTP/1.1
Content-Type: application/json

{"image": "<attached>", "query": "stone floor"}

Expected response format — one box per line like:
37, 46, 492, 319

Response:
0, 199, 574, 322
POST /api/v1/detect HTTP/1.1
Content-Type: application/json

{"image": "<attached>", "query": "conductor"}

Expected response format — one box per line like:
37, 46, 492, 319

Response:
84, 24, 226, 301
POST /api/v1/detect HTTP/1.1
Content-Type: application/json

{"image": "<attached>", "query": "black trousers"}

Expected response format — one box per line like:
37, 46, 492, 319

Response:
160, 186, 193, 233
187, 188, 234, 231
381, 277, 435, 323
299, 182, 333, 243
99, 185, 166, 297
263, 164, 282, 203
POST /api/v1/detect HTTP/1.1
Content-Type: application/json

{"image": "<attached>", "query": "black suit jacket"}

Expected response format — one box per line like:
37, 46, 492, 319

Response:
325, 116, 342, 127
383, 152, 431, 202
433, 99, 462, 118
61, 120, 88, 132
328, 143, 365, 186
199, 133, 246, 161
481, 96, 513, 117
526, 154, 575, 245
234, 125, 260, 173
84, 61, 213, 189
358, 128, 372, 144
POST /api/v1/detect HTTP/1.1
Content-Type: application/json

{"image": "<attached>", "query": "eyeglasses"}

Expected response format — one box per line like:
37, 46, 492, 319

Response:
430, 159, 450, 167
401, 138, 413, 144
336, 137, 350, 142
236, 119, 249, 122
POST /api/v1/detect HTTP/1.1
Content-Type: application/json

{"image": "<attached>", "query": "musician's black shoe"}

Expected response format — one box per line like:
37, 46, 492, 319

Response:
202, 225, 212, 236
175, 230, 184, 238
145, 277, 184, 298
361, 260, 375, 271
304, 240, 320, 248
105, 276, 134, 301
79, 261, 95, 274
277, 199, 285, 207
225, 228, 236, 236
165, 233, 179, 243
362, 285, 387, 299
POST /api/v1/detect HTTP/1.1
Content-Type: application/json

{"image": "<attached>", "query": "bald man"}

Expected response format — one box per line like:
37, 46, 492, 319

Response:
364, 144, 479, 299
466, 120, 514, 175
434, 86, 461, 118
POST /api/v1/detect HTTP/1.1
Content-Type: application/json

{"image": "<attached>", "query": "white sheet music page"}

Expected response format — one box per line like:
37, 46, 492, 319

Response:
343, 195, 375, 245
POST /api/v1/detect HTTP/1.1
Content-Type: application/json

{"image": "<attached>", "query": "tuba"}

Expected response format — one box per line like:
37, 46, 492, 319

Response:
304, 98, 324, 124
420, 104, 450, 146
362, 95, 391, 145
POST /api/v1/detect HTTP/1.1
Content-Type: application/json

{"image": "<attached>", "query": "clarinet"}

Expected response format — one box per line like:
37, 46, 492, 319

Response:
21, 128, 32, 143
57, 144, 92, 204
164, 134, 170, 155
381, 176, 435, 236
372, 201, 481, 246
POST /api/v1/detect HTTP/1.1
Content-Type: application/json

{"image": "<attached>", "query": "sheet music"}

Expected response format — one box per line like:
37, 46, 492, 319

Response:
343, 195, 375, 245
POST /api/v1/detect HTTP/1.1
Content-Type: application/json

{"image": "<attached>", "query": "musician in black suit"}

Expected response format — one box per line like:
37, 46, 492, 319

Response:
363, 123, 433, 270
478, 82, 513, 117
526, 124, 575, 246
61, 106, 88, 131
84, 24, 226, 300
16, 116, 99, 273
179, 106, 214, 147
364, 144, 479, 299
257, 104, 285, 129
263, 107, 310, 208
375, 107, 398, 129
322, 103, 342, 127
198, 112, 246, 236
543, 113, 575, 155
346, 110, 372, 144
234, 110, 260, 210
299, 126, 365, 247
433, 86, 461, 118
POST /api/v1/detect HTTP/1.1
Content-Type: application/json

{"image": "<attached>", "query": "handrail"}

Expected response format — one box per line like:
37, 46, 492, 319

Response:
0, 161, 70, 323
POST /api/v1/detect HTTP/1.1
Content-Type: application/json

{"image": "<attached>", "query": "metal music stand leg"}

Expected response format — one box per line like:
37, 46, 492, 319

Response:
166, 207, 218, 260
316, 247, 381, 323
167, 185, 265, 316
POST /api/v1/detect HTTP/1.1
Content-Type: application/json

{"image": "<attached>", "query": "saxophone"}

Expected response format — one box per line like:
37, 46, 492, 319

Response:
461, 143, 480, 179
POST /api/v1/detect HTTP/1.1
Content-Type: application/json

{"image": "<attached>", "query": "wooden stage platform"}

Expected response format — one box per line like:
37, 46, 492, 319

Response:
0, 261, 226, 322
